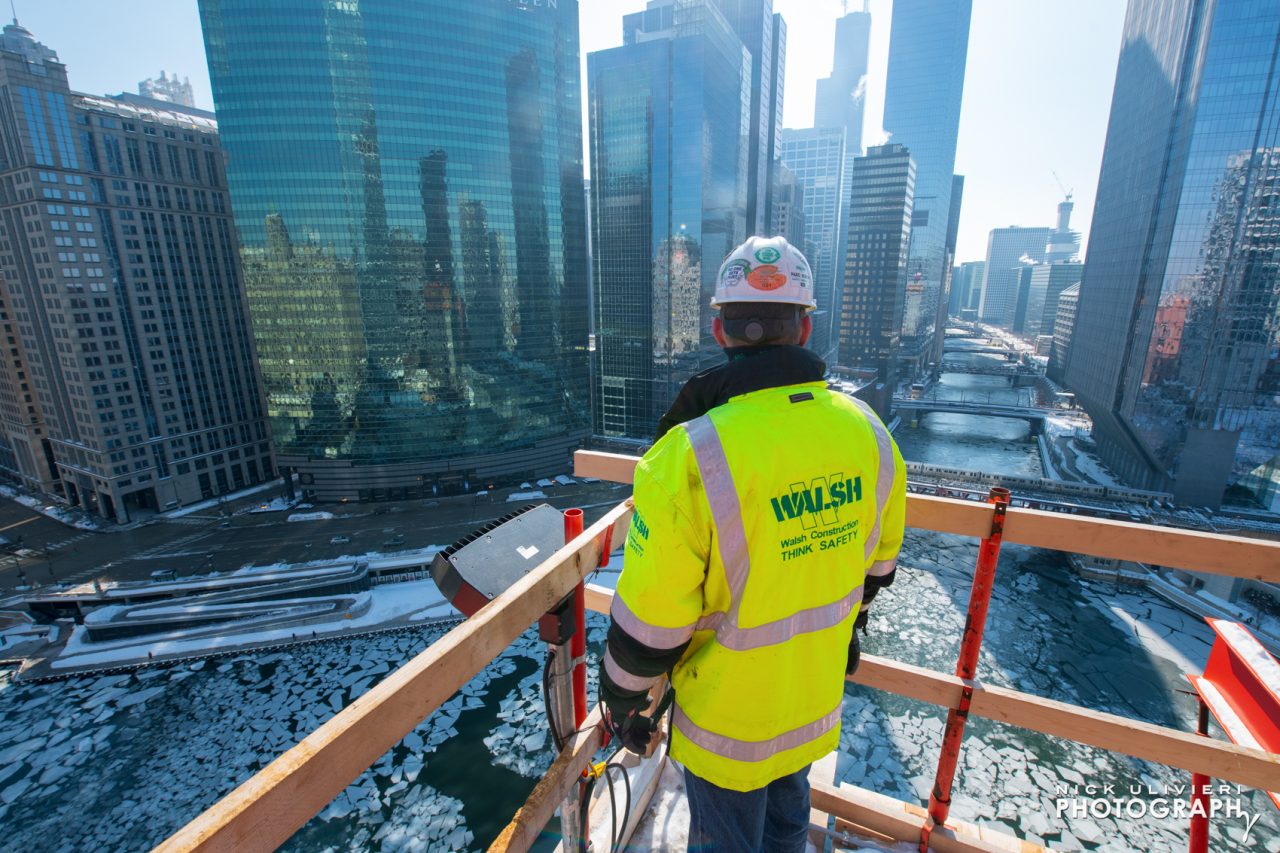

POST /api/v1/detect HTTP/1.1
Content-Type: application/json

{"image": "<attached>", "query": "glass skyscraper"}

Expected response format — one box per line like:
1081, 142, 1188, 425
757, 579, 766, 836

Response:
881, 0, 971, 379
780, 126, 847, 365
589, 0, 751, 440
199, 0, 589, 501
1067, 0, 1280, 510
839, 143, 915, 406
977, 226, 1051, 328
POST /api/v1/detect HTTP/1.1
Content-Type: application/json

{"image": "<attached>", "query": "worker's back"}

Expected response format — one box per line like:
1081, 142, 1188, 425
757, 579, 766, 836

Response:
617, 378, 905, 791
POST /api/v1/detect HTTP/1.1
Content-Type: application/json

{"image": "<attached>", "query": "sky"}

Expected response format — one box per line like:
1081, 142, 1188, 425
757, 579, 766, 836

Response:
18, 0, 1126, 264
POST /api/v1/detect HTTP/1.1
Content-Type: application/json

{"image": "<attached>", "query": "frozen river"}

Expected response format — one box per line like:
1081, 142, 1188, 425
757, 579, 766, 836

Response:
1, 363, 1276, 851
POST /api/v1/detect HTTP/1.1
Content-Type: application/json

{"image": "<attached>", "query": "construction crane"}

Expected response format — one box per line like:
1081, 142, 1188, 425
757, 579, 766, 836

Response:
1052, 170, 1074, 202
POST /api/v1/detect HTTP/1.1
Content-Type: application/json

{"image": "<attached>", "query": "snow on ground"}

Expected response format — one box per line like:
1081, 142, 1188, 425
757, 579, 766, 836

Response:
287, 511, 336, 522
1065, 438, 1127, 489
0, 486, 99, 530
162, 479, 282, 519
249, 497, 298, 514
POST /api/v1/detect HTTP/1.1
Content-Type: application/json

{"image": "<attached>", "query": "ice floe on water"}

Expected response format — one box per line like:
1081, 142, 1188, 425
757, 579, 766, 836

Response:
839, 529, 1280, 852
1, 526, 1277, 851
0, 620, 594, 851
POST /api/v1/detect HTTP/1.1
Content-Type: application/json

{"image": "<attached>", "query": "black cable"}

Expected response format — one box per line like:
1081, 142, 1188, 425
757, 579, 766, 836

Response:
603, 761, 631, 853
543, 648, 564, 752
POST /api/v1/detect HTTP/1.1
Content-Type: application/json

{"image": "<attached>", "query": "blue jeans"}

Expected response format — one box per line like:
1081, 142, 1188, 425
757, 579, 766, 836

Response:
683, 764, 811, 853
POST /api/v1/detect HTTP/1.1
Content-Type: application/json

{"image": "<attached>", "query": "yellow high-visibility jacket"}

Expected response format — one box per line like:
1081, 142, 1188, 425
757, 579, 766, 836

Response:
607, 381, 906, 791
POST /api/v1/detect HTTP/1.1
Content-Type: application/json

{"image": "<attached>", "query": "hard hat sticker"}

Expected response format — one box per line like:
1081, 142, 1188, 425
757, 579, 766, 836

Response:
747, 264, 788, 291
754, 246, 782, 264
721, 259, 750, 286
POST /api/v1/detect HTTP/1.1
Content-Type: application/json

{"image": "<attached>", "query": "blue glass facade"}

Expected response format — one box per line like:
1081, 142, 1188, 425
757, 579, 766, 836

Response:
881, 0, 971, 378
591, 0, 751, 440
199, 0, 589, 501
780, 126, 846, 365
1067, 0, 1280, 508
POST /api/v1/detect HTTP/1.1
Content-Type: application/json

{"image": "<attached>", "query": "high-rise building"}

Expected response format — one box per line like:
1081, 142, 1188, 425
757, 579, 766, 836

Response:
591, 0, 751, 440
932, 172, 965, 364
716, 1, 786, 236
882, 0, 972, 379
1023, 262, 1083, 341
200, 0, 589, 502
838, 144, 915, 404
950, 260, 985, 317
1066, 0, 1280, 509
814, 6, 871, 160
779, 126, 846, 365
976, 226, 1052, 328
0, 23, 272, 521
1048, 282, 1080, 384
770, 161, 806, 256
137, 71, 195, 108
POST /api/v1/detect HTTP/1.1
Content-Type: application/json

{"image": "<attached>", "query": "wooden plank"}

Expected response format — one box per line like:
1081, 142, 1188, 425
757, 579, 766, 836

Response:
1001, 508, 1280, 581
490, 707, 604, 853
847, 655, 1280, 793
572, 451, 1280, 579
158, 501, 633, 853
810, 780, 1042, 853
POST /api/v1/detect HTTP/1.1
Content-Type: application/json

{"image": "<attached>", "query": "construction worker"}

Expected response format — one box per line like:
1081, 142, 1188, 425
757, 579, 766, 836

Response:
599, 236, 906, 851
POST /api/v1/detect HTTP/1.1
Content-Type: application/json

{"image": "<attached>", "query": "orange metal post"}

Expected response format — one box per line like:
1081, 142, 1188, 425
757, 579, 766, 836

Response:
564, 508, 588, 727
920, 487, 1010, 852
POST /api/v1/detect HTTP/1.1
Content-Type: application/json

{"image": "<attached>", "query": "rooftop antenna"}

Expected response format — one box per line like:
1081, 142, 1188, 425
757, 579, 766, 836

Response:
9, 0, 16, 26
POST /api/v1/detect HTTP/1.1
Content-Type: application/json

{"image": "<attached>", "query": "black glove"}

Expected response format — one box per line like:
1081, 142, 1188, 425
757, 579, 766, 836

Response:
845, 628, 861, 676
846, 608, 870, 676
607, 707, 659, 755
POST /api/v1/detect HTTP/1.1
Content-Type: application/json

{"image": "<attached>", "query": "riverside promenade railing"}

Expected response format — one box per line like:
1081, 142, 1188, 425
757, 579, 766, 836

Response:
158, 449, 1280, 853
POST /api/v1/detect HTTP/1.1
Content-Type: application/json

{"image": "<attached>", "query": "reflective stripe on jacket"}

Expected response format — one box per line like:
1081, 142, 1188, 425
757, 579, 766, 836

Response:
610, 381, 906, 791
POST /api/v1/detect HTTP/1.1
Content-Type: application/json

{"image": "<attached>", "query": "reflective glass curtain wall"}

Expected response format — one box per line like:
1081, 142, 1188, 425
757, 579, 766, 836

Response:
590, 0, 751, 440
881, 0, 971, 379
780, 126, 846, 366
199, 0, 589, 500
1067, 0, 1280, 508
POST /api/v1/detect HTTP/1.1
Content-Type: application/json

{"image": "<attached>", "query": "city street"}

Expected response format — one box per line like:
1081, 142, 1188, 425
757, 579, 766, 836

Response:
0, 478, 633, 597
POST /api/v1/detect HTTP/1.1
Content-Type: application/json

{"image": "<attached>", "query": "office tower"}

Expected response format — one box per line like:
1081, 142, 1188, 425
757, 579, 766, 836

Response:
770, 162, 806, 256
779, 126, 846, 365
138, 71, 195, 108
0, 22, 272, 521
1067, 0, 1280, 509
591, 0, 751, 440
200, 0, 589, 502
950, 261, 985, 318
838, 144, 915, 404
716, 1, 786, 236
882, 0, 971, 379
1048, 283, 1080, 384
814, 6, 871, 159
1023, 263, 1083, 341
1044, 196, 1081, 263
976, 226, 1052, 328
932, 173, 964, 364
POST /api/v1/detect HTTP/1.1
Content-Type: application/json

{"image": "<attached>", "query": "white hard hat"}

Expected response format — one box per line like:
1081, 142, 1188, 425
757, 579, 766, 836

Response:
712, 236, 816, 311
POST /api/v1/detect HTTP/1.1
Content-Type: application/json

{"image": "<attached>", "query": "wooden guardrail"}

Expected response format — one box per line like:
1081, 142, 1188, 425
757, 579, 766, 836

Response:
574, 450, 1280, 582
160, 450, 1280, 852
156, 500, 633, 853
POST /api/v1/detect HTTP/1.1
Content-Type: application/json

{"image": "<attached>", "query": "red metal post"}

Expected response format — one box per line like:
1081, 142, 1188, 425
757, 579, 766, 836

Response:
564, 508, 588, 728
920, 487, 1010, 852
1189, 699, 1211, 853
